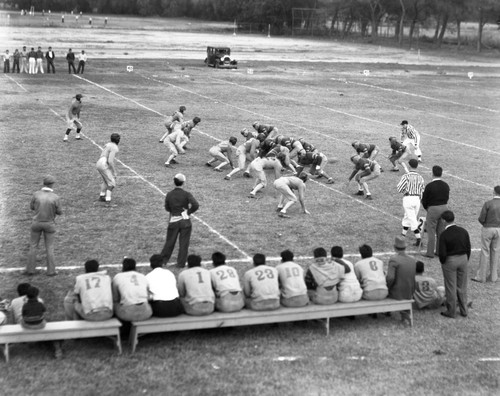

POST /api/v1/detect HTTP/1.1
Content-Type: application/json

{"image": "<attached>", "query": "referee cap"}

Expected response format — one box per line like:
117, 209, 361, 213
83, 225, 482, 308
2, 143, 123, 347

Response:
174, 173, 186, 183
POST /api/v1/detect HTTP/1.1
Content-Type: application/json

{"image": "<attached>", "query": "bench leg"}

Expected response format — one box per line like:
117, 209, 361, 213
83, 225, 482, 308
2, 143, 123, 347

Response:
325, 318, 330, 336
129, 326, 138, 354
116, 332, 122, 355
1, 344, 9, 363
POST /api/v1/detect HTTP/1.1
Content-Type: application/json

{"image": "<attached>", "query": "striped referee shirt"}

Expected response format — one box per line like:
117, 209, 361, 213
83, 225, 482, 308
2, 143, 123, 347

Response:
401, 124, 420, 145
397, 171, 425, 197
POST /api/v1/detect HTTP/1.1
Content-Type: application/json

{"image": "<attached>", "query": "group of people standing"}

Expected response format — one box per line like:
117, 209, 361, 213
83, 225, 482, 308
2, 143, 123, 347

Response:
2, 46, 87, 74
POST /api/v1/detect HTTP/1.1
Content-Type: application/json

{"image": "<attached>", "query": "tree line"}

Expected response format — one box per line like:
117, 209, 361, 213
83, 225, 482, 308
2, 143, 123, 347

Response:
7, 0, 500, 50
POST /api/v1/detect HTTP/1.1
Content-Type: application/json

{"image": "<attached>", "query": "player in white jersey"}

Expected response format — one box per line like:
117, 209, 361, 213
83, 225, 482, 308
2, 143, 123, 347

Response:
225, 129, 259, 180
164, 128, 186, 168
112, 258, 152, 321
96, 133, 120, 202
400, 120, 422, 162
205, 136, 238, 172
64, 260, 113, 321
209, 252, 244, 312
247, 156, 283, 198
276, 250, 309, 307
243, 253, 280, 311
177, 117, 201, 151
273, 173, 310, 218
63, 94, 83, 141
159, 105, 186, 143
353, 245, 388, 301
178, 254, 215, 315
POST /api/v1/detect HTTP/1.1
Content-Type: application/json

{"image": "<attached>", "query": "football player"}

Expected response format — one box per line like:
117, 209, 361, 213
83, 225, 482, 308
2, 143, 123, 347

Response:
159, 105, 186, 143
274, 135, 305, 163
247, 156, 282, 198
388, 136, 412, 173
225, 129, 260, 180
296, 151, 334, 184
348, 155, 381, 200
273, 173, 310, 218
351, 141, 380, 160
206, 136, 238, 172
297, 137, 318, 154
252, 121, 279, 140
177, 117, 201, 151
164, 127, 186, 168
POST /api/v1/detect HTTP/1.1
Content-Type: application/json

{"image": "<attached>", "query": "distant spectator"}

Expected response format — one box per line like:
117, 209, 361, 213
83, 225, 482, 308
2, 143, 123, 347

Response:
305, 247, 345, 305
354, 244, 388, 301
66, 48, 76, 74
112, 258, 152, 322
414, 261, 445, 310
76, 50, 87, 74
209, 251, 245, 313
64, 260, 113, 321
35, 46, 44, 73
11, 282, 41, 324
178, 254, 215, 316
243, 253, 280, 311
331, 246, 362, 303
276, 250, 308, 307
146, 254, 183, 317
28, 47, 36, 74
21, 286, 46, 330
45, 46, 55, 73
3, 49, 10, 73
20, 46, 28, 73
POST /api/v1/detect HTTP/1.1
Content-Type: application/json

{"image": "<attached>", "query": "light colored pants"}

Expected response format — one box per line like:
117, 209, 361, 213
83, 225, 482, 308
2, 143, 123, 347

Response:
362, 288, 388, 301
181, 299, 214, 316
114, 302, 152, 322
402, 195, 421, 230
96, 158, 116, 191
339, 285, 363, 303
281, 294, 309, 307
215, 292, 245, 313
245, 298, 280, 311
28, 58, 36, 73
35, 58, 44, 73
477, 227, 499, 282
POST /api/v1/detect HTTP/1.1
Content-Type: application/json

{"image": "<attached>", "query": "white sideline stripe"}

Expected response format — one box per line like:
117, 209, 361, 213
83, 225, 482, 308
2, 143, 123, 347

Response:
330, 78, 499, 114
0, 249, 482, 273
10, 75, 250, 261
4, 74, 28, 92
210, 76, 500, 158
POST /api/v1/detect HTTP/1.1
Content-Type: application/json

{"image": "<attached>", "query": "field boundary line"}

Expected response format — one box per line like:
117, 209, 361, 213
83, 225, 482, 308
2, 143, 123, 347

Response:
7, 75, 251, 261
4, 74, 28, 92
0, 248, 482, 273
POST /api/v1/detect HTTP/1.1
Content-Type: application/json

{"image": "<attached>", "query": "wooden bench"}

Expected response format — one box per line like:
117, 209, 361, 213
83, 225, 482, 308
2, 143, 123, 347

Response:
0, 319, 122, 363
129, 299, 413, 353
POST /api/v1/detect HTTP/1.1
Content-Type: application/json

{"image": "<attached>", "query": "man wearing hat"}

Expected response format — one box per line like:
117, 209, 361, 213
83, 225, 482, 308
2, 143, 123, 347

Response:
160, 174, 199, 268
26, 175, 62, 276
386, 236, 417, 300
400, 120, 422, 162
63, 93, 83, 142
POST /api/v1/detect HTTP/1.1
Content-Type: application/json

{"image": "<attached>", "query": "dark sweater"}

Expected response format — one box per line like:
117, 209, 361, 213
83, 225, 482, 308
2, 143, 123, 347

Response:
421, 179, 449, 210
439, 225, 471, 264
22, 300, 46, 324
164, 187, 199, 217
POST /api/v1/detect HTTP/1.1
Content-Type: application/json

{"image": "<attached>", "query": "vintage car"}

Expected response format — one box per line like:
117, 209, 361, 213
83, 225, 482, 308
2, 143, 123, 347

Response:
204, 46, 238, 69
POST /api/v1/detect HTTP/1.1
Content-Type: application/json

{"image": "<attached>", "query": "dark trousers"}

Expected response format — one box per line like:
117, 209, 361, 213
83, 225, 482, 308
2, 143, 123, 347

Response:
441, 254, 468, 317
47, 60, 55, 73
426, 205, 447, 256
68, 61, 76, 74
3, 60, 9, 73
12, 59, 19, 73
76, 60, 85, 74
160, 219, 192, 268
150, 299, 183, 317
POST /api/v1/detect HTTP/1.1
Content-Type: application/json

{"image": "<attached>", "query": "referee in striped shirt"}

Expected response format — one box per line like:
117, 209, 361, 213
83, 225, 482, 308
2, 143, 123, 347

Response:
397, 159, 425, 246
400, 120, 422, 162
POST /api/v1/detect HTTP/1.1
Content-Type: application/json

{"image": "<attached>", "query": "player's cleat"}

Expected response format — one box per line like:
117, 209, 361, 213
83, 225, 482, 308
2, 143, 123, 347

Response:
75, 135, 82, 140
205, 162, 212, 167
365, 195, 373, 200
164, 163, 175, 168
391, 168, 400, 172
159, 140, 164, 143
243, 172, 250, 178
278, 212, 290, 218
224, 176, 231, 180
214, 168, 222, 172
248, 193, 256, 199
170, 159, 178, 164
315, 174, 324, 179
355, 191, 364, 196
99, 196, 106, 202
326, 178, 334, 184
63, 136, 68, 142
276, 207, 283, 212
414, 239, 421, 247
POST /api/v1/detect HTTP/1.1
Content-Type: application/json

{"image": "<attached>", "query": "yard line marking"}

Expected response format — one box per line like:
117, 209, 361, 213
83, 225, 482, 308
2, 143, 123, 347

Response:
208, 76, 500, 158
18, 76, 250, 261
4, 74, 28, 92
330, 78, 499, 114
0, 248, 482, 273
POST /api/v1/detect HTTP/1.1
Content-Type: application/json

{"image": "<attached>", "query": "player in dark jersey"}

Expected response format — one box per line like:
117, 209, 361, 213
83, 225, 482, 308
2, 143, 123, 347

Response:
388, 136, 411, 173
252, 122, 279, 140
297, 137, 318, 154
348, 155, 381, 200
296, 152, 334, 184
352, 141, 380, 160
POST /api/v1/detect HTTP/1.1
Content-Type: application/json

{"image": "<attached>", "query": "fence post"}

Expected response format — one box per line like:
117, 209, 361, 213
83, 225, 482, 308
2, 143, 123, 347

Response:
268, 24, 271, 38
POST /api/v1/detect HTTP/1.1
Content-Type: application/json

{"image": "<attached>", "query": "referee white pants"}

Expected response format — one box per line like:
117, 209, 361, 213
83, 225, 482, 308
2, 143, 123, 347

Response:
402, 195, 421, 230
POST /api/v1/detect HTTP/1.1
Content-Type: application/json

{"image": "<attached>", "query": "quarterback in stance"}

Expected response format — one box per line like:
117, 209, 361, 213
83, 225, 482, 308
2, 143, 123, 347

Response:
205, 136, 238, 172
96, 133, 120, 202
63, 94, 83, 142
273, 173, 310, 218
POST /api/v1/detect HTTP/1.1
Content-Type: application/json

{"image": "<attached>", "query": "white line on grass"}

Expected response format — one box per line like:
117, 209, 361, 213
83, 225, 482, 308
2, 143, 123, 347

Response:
330, 78, 499, 114
0, 249, 481, 273
10, 75, 250, 261
4, 74, 28, 92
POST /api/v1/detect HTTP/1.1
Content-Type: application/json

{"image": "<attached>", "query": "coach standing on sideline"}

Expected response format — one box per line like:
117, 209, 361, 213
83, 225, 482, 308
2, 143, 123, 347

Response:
397, 158, 425, 247
161, 174, 199, 268
26, 175, 62, 276
474, 186, 500, 283
439, 211, 471, 319
421, 165, 450, 258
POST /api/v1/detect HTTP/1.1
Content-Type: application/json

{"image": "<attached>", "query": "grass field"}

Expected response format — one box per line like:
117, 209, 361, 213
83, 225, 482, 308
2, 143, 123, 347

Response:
1, 14, 500, 396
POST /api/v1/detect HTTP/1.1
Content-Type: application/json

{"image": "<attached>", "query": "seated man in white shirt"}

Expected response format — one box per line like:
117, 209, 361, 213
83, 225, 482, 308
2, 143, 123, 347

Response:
146, 254, 183, 317
209, 251, 244, 313
112, 258, 152, 322
177, 254, 215, 316
64, 260, 113, 321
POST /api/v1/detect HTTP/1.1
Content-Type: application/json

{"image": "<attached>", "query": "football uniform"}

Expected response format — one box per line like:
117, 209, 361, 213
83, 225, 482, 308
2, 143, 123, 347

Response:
297, 152, 333, 182
66, 99, 83, 132
96, 142, 119, 191
414, 275, 445, 309
253, 123, 277, 139
210, 265, 244, 312
276, 261, 308, 307
305, 260, 345, 305
178, 267, 215, 305
355, 143, 379, 160
401, 124, 422, 160
160, 109, 185, 142
353, 257, 388, 300
349, 158, 380, 197
112, 271, 152, 321
74, 271, 113, 320
299, 139, 317, 153
208, 140, 237, 167
336, 259, 363, 303
243, 265, 280, 310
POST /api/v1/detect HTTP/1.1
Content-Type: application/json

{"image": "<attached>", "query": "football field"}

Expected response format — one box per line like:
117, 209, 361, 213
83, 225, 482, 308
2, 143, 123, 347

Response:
1, 15, 500, 394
